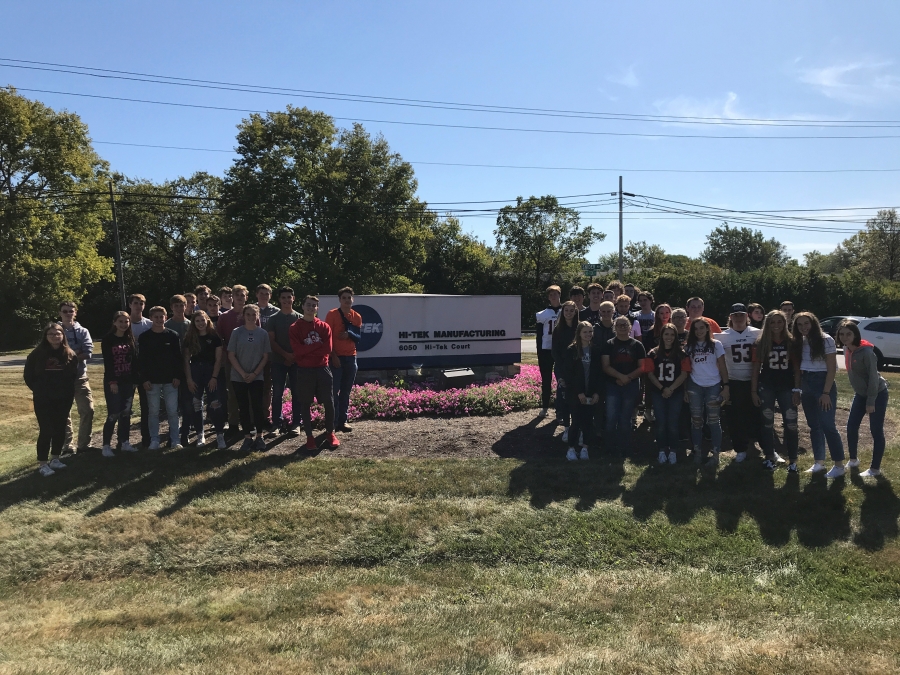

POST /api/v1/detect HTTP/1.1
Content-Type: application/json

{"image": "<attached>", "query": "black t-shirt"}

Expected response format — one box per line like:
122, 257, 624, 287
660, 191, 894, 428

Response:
192, 332, 223, 365
648, 346, 691, 390
579, 306, 602, 324
605, 337, 646, 376
755, 339, 794, 388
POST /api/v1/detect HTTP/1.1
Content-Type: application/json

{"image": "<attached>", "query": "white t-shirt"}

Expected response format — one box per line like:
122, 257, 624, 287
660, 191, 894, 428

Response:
687, 340, 726, 387
717, 326, 761, 381
800, 334, 836, 372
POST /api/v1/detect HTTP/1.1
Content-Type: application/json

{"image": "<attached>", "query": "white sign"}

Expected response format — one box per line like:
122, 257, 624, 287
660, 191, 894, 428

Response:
316, 294, 522, 369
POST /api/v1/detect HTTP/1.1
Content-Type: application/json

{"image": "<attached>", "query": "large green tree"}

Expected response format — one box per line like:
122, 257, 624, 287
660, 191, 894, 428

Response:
417, 217, 496, 294
0, 87, 112, 345
806, 209, 900, 281
221, 106, 432, 294
701, 223, 792, 272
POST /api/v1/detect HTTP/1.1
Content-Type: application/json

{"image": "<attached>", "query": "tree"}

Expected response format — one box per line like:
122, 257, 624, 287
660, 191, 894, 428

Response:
494, 195, 603, 289
596, 240, 668, 272
221, 106, 432, 294
417, 217, 495, 294
804, 209, 900, 281
701, 223, 792, 272
0, 86, 112, 347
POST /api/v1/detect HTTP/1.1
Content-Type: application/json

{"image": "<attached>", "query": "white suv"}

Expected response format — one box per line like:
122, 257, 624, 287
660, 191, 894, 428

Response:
856, 317, 900, 370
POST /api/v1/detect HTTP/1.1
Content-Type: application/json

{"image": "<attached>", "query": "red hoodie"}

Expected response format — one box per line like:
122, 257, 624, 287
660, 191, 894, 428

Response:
289, 317, 333, 368
845, 339, 874, 372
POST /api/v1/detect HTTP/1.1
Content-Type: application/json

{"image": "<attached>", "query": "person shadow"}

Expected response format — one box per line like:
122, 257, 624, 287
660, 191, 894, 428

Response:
851, 473, 900, 551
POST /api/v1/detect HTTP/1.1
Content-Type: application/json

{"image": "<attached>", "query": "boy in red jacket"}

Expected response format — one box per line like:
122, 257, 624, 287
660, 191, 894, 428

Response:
289, 295, 338, 449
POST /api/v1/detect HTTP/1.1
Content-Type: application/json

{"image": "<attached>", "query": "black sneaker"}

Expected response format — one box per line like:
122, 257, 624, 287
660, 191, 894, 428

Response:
253, 435, 266, 451
337, 424, 353, 433
762, 459, 777, 471
239, 437, 254, 452
787, 462, 799, 473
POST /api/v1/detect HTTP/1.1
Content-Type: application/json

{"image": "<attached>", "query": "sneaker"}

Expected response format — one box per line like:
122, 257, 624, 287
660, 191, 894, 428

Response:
658, 451, 668, 464
216, 433, 226, 449
148, 440, 161, 450
197, 433, 206, 446
60, 447, 75, 458
787, 463, 799, 473
734, 452, 747, 463
860, 468, 882, 477
847, 458, 860, 468
561, 428, 569, 443
253, 435, 266, 451
288, 426, 302, 437
337, 424, 353, 433
645, 408, 656, 422
305, 436, 318, 451
773, 452, 787, 465
707, 452, 720, 467
101, 445, 115, 458
668, 451, 677, 465
566, 447, 578, 462
326, 433, 341, 449
763, 459, 777, 471
121, 441, 138, 453
38, 464, 55, 477
579, 447, 589, 461
267, 423, 281, 436
805, 462, 826, 474
171, 443, 184, 451
239, 437, 254, 452
538, 408, 549, 418
826, 465, 845, 478
48, 458, 67, 470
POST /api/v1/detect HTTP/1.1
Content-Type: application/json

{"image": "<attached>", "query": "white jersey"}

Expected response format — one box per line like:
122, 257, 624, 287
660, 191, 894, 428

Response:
535, 306, 560, 350
717, 326, 761, 381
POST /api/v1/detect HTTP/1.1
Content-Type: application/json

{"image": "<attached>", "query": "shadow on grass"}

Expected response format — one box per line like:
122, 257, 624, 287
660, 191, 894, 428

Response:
500, 409, 898, 551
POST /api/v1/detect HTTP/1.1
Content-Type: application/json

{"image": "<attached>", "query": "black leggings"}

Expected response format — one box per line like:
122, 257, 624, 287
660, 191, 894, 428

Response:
34, 396, 74, 462
537, 349, 554, 410
232, 380, 265, 435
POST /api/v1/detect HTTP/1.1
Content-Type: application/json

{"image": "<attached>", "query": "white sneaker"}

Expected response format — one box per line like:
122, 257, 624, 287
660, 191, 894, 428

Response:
579, 447, 589, 461
171, 443, 184, 451
121, 441, 138, 452
826, 465, 845, 478
566, 447, 578, 462
773, 452, 786, 464
668, 451, 677, 464
48, 458, 67, 470
847, 459, 860, 468
539, 408, 549, 418
197, 433, 206, 446
148, 440, 161, 450
734, 452, 747, 463
860, 468, 882, 477
658, 451, 668, 464
38, 464, 55, 477
216, 433, 226, 449
561, 428, 569, 443
102, 445, 115, 458
805, 462, 826, 474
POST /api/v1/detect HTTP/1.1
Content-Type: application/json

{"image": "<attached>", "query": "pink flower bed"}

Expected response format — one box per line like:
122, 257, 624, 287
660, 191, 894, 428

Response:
281, 364, 553, 424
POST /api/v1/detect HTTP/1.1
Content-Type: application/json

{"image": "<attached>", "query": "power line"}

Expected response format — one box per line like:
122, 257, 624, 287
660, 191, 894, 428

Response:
4, 57, 900, 128
16, 87, 900, 140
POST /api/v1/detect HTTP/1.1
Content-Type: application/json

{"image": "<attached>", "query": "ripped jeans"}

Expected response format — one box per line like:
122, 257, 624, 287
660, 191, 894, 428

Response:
189, 361, 225, 435
102, 381, 134, 446
686, 380, 723, 453
757, 382, 798, 462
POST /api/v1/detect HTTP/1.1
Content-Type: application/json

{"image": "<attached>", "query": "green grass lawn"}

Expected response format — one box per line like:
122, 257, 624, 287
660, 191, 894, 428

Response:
0, 366, 899, 673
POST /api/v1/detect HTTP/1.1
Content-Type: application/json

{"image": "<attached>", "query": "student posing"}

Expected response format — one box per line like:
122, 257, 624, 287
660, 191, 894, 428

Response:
535, 285, 562, 418
267, 286, 302, 435
685, 318, 730, 465
602, 316, 647, 457
59, 301, 94, 454
717, 304, 761, 462
24, 323, 79, 476
101, 311, 139, 457
184, 310, 226, 449
551, 301, 579, 443
228, 304, 271, 452
838, 320, 889, 477
646, 324, 690, 465
325, 287, 363, 433
138, 306, 184, 451
564, 321, 603, 461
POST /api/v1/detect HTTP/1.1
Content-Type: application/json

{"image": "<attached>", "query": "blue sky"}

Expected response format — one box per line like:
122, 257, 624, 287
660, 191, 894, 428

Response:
5, 1, 900, 263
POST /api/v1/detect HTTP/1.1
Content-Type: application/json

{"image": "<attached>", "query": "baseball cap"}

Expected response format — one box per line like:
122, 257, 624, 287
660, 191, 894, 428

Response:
730, 303, 747, 314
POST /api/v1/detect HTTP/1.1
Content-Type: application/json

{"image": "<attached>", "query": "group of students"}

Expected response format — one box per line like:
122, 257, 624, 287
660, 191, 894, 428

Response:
23, 284, 363, 476
536, 281, 889, 478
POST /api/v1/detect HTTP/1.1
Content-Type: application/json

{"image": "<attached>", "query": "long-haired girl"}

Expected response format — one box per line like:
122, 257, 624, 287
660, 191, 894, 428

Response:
565, 321, 603, 461
647, 323, 690, 464
184, 310, 226, 448
684, 318, 730, 465
101, 311, 138, 456
551, 301, 579, 441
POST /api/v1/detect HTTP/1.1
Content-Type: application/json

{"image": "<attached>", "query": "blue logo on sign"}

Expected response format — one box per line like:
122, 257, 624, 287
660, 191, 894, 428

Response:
354, 304, 383, 352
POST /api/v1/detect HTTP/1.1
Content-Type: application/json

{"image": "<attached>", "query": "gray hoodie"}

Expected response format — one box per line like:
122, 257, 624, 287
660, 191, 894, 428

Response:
60, 321, 93, 378
846, 343, 888, 407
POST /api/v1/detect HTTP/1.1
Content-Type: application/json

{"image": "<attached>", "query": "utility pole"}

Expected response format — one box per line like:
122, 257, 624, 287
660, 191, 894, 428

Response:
108, 181, 126, 310
616, 176, 635, 283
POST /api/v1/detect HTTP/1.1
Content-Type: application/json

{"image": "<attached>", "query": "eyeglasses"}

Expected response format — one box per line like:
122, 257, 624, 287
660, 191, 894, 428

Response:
60, 310, 75, 314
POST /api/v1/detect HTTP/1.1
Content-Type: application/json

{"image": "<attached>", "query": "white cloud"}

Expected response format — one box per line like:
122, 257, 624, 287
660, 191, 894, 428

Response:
799, 60, 900, 104
607, 65, 639, 88
654, 91, 743, 123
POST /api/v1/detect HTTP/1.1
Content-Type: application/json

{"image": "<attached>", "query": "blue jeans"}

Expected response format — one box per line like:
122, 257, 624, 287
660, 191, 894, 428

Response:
686, 380, 723, 452
102, 381, 134, 446
800, 371, 844, 462
271, 361, 300, 427
332, 354, 358, 427
651, 388, 683, 450
605, 379, 640, 454
757, 382, 798, 462
847, 387, 888, 469
147, 382, 180, 445
189, 362, 224, 435
554, 364, 571, 427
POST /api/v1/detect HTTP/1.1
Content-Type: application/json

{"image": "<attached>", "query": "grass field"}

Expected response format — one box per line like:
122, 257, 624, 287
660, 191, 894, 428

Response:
0, 364, 899, 673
